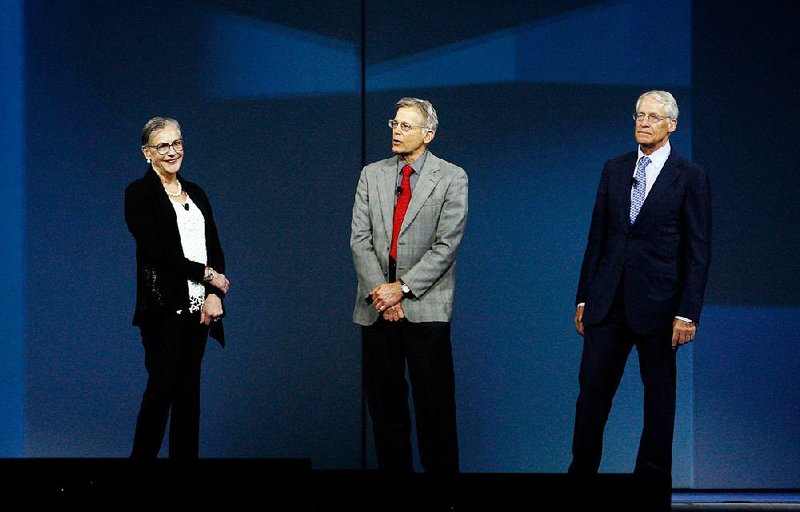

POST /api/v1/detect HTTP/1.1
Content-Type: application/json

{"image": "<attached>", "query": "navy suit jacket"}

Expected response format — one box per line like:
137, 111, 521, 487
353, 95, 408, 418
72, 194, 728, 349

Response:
575, 149, 712, 335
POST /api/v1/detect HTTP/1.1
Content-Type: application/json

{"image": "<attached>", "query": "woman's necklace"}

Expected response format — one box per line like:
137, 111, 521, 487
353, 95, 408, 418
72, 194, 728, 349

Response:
152, 166, 182, 197
163, 179, 182, 197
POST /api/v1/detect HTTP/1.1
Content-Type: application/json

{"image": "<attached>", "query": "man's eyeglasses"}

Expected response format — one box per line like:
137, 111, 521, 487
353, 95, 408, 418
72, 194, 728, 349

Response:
388, 120, 428, 133
633, 113, 671, 124
147, 139, 184, 155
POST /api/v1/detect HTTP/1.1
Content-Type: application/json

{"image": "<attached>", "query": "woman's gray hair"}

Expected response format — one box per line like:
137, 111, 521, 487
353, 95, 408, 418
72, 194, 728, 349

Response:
636, 90, 679, 120
141, 117, 181, 146
395, 97, 439, 132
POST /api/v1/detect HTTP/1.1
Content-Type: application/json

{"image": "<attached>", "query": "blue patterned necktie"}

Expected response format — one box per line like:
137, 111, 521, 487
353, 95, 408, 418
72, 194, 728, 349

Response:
630, 155, 650, 223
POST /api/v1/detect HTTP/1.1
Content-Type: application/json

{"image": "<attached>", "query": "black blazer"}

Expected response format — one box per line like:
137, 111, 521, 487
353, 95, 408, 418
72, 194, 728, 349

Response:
125, 168, 226, 345
575, 149, 712, 334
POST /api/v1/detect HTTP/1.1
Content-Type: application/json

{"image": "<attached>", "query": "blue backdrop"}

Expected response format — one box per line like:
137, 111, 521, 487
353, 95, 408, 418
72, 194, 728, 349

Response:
3, 0, 798, 490
0, 0, 25, 458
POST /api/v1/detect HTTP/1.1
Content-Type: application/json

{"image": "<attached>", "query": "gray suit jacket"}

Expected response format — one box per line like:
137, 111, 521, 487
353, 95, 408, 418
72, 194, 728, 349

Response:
351, 152, 469, 326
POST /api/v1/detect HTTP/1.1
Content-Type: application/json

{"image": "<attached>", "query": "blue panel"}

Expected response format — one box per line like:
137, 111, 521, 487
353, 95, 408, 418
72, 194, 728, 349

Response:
200, 9, 359, 99
517, 0, 691, 87
17, 0, 798, 490
364, 0, 694, 481
366, 0, 691, 91
0, 0, 25, 457
363, 81, 695, 481
367, 30, 517, 90
24, 1, 363, 467
695, 306, 800, 487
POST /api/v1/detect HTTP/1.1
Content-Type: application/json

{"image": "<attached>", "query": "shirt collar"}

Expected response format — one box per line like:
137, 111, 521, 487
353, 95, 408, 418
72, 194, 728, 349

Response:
397, 150, 427, 175
638, 141, 671, 168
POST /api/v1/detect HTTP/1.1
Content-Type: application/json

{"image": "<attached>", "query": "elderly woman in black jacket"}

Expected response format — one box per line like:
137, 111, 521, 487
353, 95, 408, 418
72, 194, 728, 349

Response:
125, 116, 229, 459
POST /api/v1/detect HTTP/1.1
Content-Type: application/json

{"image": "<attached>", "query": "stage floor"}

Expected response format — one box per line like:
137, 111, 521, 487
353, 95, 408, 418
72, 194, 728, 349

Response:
672, 490, 800, 511
0, 459, 796, 511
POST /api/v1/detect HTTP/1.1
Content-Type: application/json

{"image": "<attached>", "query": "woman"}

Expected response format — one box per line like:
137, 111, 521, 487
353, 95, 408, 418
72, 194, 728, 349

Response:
124, 117, 230, 459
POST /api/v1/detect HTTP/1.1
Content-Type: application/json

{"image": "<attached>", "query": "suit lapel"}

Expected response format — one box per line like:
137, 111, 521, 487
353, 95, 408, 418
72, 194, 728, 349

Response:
636, 153, 682, 222
616, 153, 637, 227
145, 169, 179, 222
144, 169, 185, 258
378, 153, 442, 240
400, 154, 441, 233
378, 159, 397, 242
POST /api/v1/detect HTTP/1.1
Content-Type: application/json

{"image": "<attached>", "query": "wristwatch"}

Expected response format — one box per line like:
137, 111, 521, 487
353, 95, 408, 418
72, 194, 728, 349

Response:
400, 280, 412, 298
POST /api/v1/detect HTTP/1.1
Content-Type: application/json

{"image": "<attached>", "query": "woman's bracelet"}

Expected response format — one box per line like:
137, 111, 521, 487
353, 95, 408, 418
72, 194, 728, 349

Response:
204, 267, 217, 282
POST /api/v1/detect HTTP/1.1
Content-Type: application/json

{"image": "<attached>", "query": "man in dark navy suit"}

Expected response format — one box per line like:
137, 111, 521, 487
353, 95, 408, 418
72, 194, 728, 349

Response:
569, 90, 712, 479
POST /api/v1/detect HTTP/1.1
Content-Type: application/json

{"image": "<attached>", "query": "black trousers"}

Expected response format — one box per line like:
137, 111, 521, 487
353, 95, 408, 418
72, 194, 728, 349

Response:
569, 285, 677, 477
131, 312, 209, 459
362, 318, 459, 473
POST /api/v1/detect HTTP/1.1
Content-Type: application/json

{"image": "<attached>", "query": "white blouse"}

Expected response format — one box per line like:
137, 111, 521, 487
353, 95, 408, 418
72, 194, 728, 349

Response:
171, 195, 207, 313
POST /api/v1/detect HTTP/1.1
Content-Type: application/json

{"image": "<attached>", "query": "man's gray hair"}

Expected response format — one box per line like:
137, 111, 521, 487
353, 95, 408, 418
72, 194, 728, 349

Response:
141, 117, 181, 146
636, 90, 679, 120
395, 97, 439, 132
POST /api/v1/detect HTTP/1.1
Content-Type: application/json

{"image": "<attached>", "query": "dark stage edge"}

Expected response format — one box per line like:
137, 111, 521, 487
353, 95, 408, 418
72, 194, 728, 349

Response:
0, 458, 672, 510
672, 490, 800, 511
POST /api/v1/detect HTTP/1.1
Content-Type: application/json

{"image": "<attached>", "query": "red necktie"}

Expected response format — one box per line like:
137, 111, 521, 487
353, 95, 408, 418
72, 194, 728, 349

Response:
390, 165, 414, 260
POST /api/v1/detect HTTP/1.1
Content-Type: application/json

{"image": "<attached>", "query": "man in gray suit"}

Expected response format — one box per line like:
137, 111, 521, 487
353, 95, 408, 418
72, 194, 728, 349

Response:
351, 97, 468, 473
